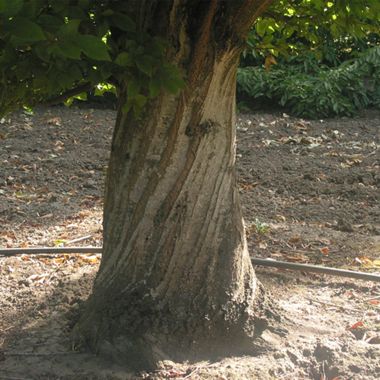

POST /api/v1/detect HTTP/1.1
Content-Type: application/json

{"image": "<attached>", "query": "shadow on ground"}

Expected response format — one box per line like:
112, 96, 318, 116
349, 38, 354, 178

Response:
1, 254, 379, 379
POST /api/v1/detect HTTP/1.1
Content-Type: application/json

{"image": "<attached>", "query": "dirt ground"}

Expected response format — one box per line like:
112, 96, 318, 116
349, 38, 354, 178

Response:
0, 106, 379, 379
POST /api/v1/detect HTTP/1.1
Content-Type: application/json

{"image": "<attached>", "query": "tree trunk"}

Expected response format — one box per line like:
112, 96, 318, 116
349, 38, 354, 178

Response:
74, 0, 274, 368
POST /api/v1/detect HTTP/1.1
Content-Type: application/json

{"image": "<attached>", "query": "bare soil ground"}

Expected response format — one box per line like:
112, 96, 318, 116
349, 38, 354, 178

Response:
0, 106, 379, 379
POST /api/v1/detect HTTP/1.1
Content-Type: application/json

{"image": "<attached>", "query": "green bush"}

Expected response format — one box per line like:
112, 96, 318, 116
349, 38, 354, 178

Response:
237, 46, 380, 118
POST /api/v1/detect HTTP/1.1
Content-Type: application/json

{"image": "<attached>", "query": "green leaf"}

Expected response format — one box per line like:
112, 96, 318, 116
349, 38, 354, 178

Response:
67, 64, 83, 82
68, 5, 87, 19
122, 100, 132, 114
53, 239, 67, 247
114, 52, 132, 67
135, 55, 154, 76
0, 0, 23, 16
160, 66, 185, 94
87, 68, 104, 84
55, 71, 77, 89
102, 9, 114, 17
74, 92, 87, 101
34, 43, 51, 61
149, 37, 167, 56
58, 39, 82, 60
7, 17, 46, 42
50, 1, 70, 13
255, 19, 268, 37
134, 94, 147, 108
19, 0, 44, 18
58, 19, 81, 36
109, 13, 136, 32
78, 0, 89, 9
127, 79, 140, 98
94, 83, 116, 96
163, 77, 184, 94
38, 15, 63, 32
149, 77, 161, 98
76, 35, 111, 61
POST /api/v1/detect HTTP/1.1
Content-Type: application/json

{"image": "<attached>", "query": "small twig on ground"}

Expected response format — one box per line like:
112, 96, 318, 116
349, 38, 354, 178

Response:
1, 325, 14, 333
47, 265, 62, 281
65, 235, 93, 245
364, 295, 380, 302
183, 367, 200, 379
15, 220, 26, 229
0, 376, 30, 380
183, 362, 223, 378
305, 297, 359, 312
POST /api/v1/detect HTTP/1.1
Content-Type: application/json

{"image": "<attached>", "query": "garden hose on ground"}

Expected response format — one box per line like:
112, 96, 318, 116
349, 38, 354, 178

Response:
0, 246, 379, 282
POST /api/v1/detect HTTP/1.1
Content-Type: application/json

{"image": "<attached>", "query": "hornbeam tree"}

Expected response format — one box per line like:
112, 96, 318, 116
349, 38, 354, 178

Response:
0, 0, 277, 366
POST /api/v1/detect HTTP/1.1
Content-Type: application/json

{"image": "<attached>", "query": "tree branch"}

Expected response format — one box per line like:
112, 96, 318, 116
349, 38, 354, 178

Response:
232, 0, 275, 38
43, 82, 94, 106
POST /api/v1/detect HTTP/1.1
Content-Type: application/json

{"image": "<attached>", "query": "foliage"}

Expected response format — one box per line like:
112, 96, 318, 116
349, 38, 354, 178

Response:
1, 1, 379, 118
237, 46, 380, 118
0, 0, 183, 117
238, 0, 380, 118
253, 218, 270, 235
243, 0, 380, 65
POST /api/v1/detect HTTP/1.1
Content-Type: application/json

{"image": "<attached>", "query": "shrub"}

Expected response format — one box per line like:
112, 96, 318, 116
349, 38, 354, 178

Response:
237, 46, 380, 118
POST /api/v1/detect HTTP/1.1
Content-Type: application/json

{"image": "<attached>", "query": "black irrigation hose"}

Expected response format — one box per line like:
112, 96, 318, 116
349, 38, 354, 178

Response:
0, 247, 379, 282
0, 247, 102, 255
252, 258, 380, 283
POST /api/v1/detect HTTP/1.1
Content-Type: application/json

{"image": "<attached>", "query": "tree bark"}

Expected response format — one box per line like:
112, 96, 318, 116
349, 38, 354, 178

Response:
74, 0, 274, 368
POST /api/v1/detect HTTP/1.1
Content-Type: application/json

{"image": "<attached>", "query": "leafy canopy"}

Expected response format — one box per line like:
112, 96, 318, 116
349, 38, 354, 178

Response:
0, 0, 184, 117
245, 0, 380, 64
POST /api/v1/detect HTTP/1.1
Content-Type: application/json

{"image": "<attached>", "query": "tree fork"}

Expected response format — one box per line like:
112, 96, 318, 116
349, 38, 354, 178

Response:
73, 0, 276, 367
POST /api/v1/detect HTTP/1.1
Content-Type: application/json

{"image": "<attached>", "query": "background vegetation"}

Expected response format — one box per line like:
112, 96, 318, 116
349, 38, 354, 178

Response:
237, 0, 380, 118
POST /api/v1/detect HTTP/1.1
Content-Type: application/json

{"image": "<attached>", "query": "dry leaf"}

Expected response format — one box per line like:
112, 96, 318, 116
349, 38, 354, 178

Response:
286, 254, 308, 263
259, 242, 268, 250
288, 236, 301, 244
348, 321, 364, 330
353, 256, 373, 266
27, 273, 48, 283
265, 55, 277, 71
47, 117, 62, 126
239, 182, 259, 191
78, 255, 100, 265
319, 247, 330, 256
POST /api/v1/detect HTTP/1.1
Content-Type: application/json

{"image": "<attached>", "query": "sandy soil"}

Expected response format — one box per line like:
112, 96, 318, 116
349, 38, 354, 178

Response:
0, 106, 379, 379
